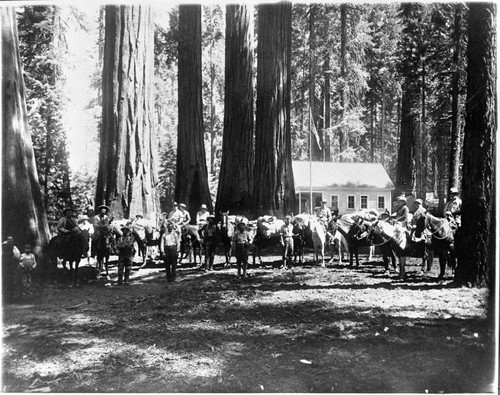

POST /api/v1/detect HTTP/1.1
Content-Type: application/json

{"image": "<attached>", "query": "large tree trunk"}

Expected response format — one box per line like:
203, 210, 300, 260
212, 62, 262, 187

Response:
395, 85, 417, 195
309, 4, 322, 161
254, 2, 295, 217
448, 3, 464, 197
176, 4, 213, 221
96, 5, 159, 220
216, 4, 254, 217
339, 3, 347, 159
324, 52, 331, 162
2, 7, 51, 272
455, 3, 496, 289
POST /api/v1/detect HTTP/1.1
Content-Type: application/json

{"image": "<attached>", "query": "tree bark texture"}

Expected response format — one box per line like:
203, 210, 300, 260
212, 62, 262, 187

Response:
216, 4, 254, 217
96, 5, 159, 220
339, 3, 347, 159
448, 3, 464, 198
176, 4, 213, 220
324, 52, 331, 161
395, 84, 417, 195
309, 5, 322, 161
1, 7, 51, 268
455, 3, 496, 288
254, 2, 296, 217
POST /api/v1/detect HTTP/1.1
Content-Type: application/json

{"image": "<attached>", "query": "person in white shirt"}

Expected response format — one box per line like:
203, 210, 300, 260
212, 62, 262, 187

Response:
443, 187, 462, 227
160, 222, 181, 282
19, 244, 37, 292
196, 204, 210, 229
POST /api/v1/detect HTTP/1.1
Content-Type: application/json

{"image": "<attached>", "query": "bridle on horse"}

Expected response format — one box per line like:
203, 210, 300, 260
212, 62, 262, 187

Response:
427, 220, 452, 240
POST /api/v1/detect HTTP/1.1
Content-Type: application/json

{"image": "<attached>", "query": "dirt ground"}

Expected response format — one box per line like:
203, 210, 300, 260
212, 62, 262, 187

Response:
2, 247, 497, 393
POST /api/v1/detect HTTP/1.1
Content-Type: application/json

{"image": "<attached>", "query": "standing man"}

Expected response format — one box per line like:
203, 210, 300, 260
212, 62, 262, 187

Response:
160, 222, 181, 282
196, 204, 210, 229
232, 221, 252, 278
279, 215, 295, 269
131, 214, 147, 266
201, 215, 218, 271
317, 199, 332, 225
443, 187, 462, 227
115, 225, 135, 285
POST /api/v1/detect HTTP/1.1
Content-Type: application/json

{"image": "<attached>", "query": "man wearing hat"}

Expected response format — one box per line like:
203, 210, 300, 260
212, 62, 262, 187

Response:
443, 187, 462, 227
410, 198, 427, 240
200, 215, 217, 271
391, 195, 410, 228
115, 225, 135, 285
167, 202, 181, 224
196, 204, 210, 229
317, 199, 332, 225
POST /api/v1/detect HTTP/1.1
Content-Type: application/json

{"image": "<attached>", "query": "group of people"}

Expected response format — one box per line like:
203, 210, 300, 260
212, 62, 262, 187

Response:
2, 237, 37, 301
390, 187, 462, 235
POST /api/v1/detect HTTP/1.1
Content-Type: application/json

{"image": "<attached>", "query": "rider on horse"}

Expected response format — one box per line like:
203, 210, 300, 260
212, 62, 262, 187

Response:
391, 195, 411, 229
57, 208, 85, 250
316, 199, 332, 226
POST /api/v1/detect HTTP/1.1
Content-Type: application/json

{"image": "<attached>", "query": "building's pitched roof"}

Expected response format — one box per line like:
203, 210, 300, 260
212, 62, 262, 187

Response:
292, 161, 395, 190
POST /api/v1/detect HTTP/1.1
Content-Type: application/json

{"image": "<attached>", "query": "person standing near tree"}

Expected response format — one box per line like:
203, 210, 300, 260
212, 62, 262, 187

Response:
19, 244, 37, 293
279, 215, 295, 269
232, 221, 252, 278
201, 215, 218, 271
115, 226, 135, 285
160, 221, 181, 282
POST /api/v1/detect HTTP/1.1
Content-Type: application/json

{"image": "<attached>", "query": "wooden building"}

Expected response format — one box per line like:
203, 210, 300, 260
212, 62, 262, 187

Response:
292, 161, 395, 215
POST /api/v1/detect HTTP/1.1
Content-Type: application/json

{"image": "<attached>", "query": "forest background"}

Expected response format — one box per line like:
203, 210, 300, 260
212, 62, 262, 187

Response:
16, 2, 467, 224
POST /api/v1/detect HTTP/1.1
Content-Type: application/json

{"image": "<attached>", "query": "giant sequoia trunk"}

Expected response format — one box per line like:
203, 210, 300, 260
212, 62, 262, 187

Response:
176, 5, 213, 220
395, 84, 417, 195
455, 3, 496, 289
215, 4, 254, 216
2, 8, 51, 271
448, 3, 465, 196
96, 5, 159, 220
253, 2, 295, 217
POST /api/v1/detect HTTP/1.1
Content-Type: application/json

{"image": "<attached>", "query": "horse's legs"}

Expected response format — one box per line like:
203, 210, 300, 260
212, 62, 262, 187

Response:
398, 256, 406, 279
437, 253, 446, 280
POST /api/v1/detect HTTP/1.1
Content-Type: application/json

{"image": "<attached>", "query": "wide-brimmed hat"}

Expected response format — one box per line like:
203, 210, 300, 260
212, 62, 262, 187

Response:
78, 214, 89, 221
321, 199, 327, 203
97, 205, 109, 212
450, 187, 459, 194
200, 204, 208, 210
396, 195, 407, 202
180, 203, 187, 209
414, 199, 423, 205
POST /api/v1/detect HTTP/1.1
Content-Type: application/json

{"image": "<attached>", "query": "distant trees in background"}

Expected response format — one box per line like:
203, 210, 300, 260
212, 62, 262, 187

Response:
17, 6, 73, 225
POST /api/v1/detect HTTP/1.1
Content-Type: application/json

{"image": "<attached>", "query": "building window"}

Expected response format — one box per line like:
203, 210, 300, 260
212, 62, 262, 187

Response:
378, 195, 386, 210
330, 195, 339, 212
360, 195, 368, 209
347, 195, 355, 210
